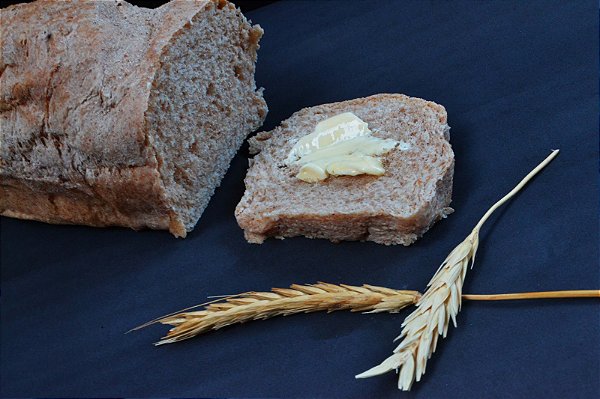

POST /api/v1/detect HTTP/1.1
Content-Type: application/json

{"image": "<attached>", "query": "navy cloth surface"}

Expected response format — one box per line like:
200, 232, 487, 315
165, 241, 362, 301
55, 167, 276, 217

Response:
1, 1, 599, 397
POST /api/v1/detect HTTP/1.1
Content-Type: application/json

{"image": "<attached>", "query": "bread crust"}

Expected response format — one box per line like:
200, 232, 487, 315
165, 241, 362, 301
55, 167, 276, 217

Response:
0, 0, 262, 237
236, 94, 454, 245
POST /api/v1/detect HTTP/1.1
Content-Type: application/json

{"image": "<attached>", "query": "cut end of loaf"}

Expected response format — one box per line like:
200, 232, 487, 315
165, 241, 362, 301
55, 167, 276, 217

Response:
146, 0, 268, 236
235, 94, 454, 245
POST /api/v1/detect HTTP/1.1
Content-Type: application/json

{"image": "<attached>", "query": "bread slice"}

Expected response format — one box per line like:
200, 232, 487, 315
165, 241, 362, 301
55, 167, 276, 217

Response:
235, 94, 454, 245
0, 0, 267, 237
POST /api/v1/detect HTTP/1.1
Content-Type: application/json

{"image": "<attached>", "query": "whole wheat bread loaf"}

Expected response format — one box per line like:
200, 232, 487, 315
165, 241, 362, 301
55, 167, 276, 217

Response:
0, 0, 267, 237
235, 94, 454, 245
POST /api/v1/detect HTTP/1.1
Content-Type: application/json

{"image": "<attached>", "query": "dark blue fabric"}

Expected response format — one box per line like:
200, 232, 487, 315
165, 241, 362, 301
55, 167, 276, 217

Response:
1, 1, 598, 397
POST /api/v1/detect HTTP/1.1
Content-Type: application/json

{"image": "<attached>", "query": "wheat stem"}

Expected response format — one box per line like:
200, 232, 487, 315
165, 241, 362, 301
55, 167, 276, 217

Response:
474, 150, 559, 232
463, 290, 600, 301
356, 150, 560, 391
140, 288, 597, 345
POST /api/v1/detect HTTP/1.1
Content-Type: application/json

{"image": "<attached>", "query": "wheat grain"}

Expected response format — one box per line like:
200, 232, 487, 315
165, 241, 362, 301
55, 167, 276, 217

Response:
355, 150, 560, 391
147, 282, 420, 345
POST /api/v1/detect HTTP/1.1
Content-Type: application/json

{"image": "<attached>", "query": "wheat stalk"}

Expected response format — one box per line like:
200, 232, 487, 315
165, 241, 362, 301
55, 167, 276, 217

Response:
141, 282, 420, 345
463, 290, 600, 301
136, 285, 597, 346
355, 150, 560, 390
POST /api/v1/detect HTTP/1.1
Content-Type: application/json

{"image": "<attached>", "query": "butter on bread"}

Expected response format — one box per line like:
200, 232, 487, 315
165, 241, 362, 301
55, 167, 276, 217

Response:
235, 94, 454, 245
287, 112, 400, 183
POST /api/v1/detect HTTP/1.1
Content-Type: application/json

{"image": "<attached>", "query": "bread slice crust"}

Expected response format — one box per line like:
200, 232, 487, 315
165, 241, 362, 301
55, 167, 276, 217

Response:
235, 94, 454, 245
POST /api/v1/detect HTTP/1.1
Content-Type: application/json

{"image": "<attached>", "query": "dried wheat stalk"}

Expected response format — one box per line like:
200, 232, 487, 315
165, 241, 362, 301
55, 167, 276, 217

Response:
137, 284, 597, 347
355, 150, 560, 390
463, 290, 600, 301
143, 282, 421, 345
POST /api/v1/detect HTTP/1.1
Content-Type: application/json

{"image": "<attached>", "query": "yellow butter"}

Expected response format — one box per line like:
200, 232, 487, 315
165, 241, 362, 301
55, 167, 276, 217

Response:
296, 163, 328, 183
326, 155, 385, 176
285, 112, 371, 164
286, 112, 403, 182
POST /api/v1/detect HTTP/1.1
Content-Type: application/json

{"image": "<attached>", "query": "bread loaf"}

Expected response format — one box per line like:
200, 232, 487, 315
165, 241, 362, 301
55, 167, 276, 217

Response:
0, 0, 267, 237
235, 94, 454, 245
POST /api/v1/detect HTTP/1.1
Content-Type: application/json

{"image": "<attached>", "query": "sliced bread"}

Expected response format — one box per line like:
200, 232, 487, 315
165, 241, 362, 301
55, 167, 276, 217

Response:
235, 94, 454, 245
0, 0, 267, 237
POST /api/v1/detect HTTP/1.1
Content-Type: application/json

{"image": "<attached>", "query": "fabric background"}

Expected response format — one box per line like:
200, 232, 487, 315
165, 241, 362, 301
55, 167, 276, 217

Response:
1, 1, 598, 397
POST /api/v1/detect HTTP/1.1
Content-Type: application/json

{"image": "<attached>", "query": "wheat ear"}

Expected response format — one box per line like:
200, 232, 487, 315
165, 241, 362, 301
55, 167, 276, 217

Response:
356, 150, 560, 391
148, 282, 420, 345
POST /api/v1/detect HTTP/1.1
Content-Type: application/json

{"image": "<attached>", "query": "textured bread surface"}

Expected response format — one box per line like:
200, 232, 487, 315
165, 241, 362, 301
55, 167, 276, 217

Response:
0, 0, 267, 237
235, 94, 454, 245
